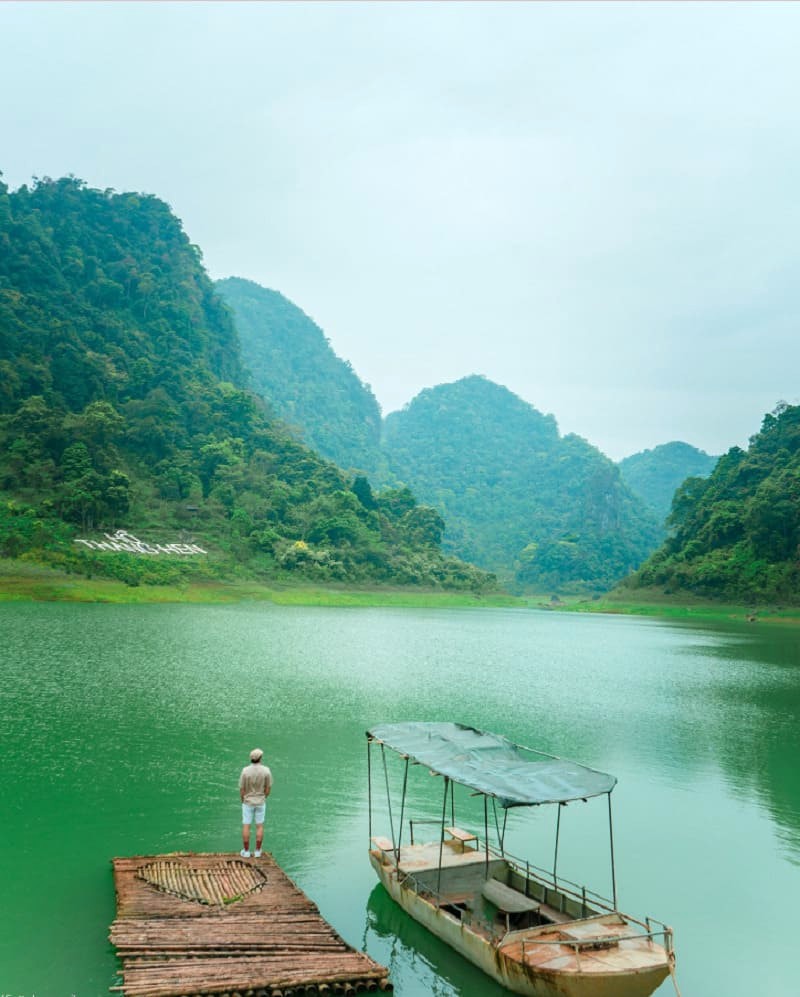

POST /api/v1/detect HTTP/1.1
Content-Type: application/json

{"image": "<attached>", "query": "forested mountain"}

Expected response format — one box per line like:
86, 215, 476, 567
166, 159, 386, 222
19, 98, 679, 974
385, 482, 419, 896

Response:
619, 441, 718, 524
216, 277, 384, 473
624, 403, 800, 603
0, 175, 491, 591
382, 376, 662, 591
216, 281, 663, 590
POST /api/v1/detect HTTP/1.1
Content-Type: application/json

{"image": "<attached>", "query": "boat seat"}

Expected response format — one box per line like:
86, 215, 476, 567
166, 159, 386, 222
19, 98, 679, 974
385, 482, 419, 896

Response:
481, 878, 540, 914
443, 826, 478, 851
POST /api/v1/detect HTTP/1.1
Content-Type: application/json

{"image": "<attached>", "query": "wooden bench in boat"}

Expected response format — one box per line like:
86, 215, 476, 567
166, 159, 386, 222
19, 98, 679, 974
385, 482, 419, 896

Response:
443, 826, 478, 851
481, 878, 540, 914
482, 878, 540, 936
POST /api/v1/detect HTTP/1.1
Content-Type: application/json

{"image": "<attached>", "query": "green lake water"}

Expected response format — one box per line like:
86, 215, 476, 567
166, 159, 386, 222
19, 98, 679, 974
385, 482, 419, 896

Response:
1, 603, 798, 996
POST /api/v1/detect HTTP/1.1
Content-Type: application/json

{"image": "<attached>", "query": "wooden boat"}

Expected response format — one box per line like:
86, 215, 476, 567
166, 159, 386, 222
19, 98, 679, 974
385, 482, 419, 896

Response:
366, 722, 677, 997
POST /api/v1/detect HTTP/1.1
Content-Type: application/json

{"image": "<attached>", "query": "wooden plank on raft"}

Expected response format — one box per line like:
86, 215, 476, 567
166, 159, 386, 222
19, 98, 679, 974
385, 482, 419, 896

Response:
109, 852, 392, 997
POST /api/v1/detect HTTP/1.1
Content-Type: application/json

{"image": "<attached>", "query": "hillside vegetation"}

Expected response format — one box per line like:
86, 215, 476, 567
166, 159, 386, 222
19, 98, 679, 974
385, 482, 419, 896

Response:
624, 403, 800, 603
216, 277, 384, 473
382, 376, 662, 591
215, 279, 724, 593
0, 175, 492, 592
619, 441, 718, 524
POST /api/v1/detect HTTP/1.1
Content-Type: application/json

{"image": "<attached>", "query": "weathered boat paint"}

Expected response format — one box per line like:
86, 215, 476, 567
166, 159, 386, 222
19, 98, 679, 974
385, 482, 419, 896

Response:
370, 850, 670, 997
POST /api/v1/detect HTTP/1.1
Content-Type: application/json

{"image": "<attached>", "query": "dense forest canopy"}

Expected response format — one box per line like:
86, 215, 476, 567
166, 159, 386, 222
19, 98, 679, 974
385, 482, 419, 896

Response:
624, 403, 800, 603
618, 441, 718, 525
0, 174, 492, 592
216, 277, 384, 474
382, 375, 662, 591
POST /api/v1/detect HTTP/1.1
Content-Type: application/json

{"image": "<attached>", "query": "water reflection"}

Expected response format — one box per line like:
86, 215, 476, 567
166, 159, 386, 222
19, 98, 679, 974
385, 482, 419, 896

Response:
365, 884, 508, 997
668, 620, 800, 861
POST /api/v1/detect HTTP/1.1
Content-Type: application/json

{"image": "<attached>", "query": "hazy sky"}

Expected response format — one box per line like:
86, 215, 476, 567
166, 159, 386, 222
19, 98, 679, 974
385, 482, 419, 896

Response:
2, 2, 799, 460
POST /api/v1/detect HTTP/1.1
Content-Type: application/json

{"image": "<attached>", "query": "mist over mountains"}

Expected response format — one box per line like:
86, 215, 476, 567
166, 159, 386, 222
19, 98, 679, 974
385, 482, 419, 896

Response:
618, 442, 718, 524
216, 277, 384, 475
221, 279, 716, 592
381, 376, 664, 589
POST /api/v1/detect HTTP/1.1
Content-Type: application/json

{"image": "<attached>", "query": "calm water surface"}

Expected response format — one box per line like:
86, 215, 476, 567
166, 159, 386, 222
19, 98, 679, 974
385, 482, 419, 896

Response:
1, 603, 798, 996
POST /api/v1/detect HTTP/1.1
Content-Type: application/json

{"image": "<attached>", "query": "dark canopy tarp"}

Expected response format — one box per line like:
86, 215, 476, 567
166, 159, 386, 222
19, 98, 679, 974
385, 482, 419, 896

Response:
367, 721, 616, 808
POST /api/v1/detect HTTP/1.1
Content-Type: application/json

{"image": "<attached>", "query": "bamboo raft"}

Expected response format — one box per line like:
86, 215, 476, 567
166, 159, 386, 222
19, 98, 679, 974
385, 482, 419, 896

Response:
110, 853, 392, 997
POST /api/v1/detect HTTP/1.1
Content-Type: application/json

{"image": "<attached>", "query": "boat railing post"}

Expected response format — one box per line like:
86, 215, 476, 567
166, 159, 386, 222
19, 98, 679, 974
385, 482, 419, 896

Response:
395, 756, 409, 863
607, 792, 618, 910
553, 803, 562, 890
483, 795, 489, 878
381, 744, 397, 859
367, 736, 372, 843
581, 885, 587, 918
409, 819, 414, 845
524, 860, 530, 897
437, 776, 449, 902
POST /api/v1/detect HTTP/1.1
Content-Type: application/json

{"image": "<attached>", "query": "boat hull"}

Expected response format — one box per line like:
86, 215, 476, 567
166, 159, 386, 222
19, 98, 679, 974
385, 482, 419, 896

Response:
370, 853, 670, 997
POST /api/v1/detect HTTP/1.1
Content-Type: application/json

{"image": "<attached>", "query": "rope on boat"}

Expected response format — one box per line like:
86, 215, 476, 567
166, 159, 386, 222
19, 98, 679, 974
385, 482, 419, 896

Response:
668, 956, 683, 997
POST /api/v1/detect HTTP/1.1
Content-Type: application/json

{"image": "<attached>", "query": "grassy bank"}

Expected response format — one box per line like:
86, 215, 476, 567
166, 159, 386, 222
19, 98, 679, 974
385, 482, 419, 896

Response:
0, 560, 522, 608
5, 558, 797, 622
525, 587, 800, 624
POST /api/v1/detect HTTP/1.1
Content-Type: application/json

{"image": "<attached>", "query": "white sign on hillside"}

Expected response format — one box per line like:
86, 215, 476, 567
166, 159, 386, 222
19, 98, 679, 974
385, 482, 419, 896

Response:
73, 530, 207, 555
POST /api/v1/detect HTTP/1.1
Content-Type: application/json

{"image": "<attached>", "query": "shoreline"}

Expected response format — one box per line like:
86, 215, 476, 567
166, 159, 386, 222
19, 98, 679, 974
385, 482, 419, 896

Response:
2, 561, 799, 623
0, 561, 521, 609
528, 589, 800, 625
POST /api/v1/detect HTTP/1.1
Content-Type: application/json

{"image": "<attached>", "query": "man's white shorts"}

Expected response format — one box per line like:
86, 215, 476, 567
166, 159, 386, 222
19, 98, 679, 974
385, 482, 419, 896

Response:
242, 802, 266, 825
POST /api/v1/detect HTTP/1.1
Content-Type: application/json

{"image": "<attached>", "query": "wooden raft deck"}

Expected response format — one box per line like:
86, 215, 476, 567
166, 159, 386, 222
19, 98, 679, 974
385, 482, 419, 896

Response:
110, 852, 391, 997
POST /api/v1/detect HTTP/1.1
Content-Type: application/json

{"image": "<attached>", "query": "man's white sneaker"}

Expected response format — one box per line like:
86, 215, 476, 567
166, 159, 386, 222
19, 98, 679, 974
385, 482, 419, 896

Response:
254, 850, 262, 858
240, 849, 251, 858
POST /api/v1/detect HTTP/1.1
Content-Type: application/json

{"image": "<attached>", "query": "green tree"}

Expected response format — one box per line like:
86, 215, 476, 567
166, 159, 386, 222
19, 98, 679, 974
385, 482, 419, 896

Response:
400, 505, 444, 548
104, 470, 131, 523
61, 442, 93, 480
351, 475, 377, 509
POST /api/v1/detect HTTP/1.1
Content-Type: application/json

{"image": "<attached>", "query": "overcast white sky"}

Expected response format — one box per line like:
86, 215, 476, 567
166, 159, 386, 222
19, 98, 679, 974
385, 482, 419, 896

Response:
2, 2, 799, 459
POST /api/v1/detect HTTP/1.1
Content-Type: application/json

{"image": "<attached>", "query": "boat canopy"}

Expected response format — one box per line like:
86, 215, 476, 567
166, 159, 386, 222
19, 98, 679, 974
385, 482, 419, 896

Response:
367, 721, 617, 808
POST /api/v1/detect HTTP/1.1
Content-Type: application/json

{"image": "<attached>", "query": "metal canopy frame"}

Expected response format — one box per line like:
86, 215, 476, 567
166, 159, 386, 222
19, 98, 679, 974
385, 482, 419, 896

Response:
366, 726, 619, 910
367, 721, 617, 807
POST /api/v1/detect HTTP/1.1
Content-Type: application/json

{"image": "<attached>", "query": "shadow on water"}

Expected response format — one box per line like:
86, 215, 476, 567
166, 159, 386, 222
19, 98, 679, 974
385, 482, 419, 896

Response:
364, 883, 509, 997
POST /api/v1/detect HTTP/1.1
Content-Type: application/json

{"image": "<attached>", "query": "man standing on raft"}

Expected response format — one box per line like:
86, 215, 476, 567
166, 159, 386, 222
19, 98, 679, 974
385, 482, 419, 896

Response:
239, 747, 272, 858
